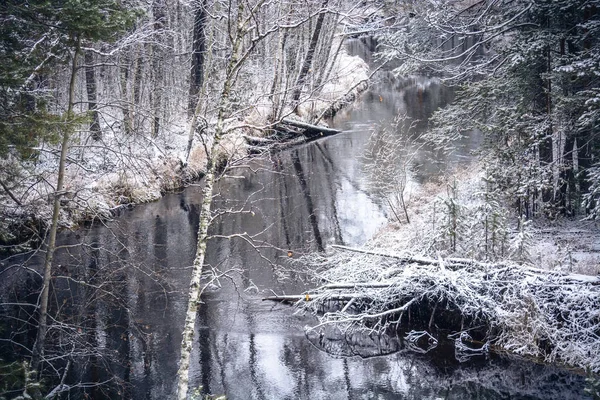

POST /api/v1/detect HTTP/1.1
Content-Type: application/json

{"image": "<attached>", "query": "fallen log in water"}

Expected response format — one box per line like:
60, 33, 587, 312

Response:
331, 244, 600, 284
271, 245, 600, 372
280, 118, 341, 136
331, 244, 481, 269
263, 292, 370, 303
243, 119, 342, 153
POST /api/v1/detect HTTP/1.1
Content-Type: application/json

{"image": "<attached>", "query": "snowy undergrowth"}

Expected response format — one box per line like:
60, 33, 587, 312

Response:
294, 161, 600, 373
299, 249, 600, 372
369, 164, 600, 275
1, 120, 196, 230
0, 47, 369, 245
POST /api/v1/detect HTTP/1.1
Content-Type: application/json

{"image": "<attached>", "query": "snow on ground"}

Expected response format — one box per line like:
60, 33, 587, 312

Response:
1, 118, 196, 233
0, 47, 369, 239
298, 162, 600, 373
367, 163, 600, 276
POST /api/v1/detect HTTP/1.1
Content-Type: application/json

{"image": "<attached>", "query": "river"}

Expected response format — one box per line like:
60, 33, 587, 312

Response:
0, 39, 591, 399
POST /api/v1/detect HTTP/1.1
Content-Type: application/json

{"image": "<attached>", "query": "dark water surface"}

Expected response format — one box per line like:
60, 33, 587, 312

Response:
1, 46, 591, 399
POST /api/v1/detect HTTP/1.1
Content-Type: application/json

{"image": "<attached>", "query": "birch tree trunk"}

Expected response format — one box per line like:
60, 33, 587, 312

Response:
31, 37, 81, 373
176, 4, 246, 398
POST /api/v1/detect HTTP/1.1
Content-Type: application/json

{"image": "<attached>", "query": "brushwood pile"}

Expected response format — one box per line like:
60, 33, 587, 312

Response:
297, 247, 600, 372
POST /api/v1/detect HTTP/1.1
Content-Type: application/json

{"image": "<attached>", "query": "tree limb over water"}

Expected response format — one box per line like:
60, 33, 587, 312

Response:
268, 246, 600, 373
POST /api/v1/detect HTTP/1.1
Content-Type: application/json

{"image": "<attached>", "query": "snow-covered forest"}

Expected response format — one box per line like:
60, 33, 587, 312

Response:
1, 0, 600, 399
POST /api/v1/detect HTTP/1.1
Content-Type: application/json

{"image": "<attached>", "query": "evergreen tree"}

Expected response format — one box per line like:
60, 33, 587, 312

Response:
0, 0, 138, 157
0, 0, 138, 390
380, 0, 600, 218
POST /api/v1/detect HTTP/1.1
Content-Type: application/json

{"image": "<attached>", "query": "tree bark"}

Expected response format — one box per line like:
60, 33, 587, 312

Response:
188, 0, 208, 117
119, 52, 133, 135
151, 0, 165, 138
84, 50, 101, 140
31, 37, 81, 373
291, 0, 329, 108
269, 25, 288, 121
176, 4, 246, 399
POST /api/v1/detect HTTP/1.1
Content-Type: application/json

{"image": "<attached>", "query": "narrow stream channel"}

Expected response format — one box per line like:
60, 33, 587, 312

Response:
0, 39, 591, 400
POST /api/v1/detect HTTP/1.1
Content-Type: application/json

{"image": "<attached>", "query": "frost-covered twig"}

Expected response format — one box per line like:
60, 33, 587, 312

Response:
289, 246, 600, 372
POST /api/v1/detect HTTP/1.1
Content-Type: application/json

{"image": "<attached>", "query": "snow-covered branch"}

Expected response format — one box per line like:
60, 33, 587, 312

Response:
281, 245, 600, 372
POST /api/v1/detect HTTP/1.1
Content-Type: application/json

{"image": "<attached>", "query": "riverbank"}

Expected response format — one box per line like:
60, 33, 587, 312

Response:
366, 163, 600, 276
0, 47, 369, 252
292, 161, 600, 375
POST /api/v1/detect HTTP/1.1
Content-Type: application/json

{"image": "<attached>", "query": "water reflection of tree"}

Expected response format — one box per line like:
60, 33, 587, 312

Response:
307, 328, 588, 400
0, 192, 199, 398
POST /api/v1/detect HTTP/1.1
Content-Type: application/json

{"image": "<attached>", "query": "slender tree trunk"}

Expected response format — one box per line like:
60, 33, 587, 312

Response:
313, 14, 338, 91
31, 37, 81, 372
131, 45, 143, 133
188, 0, 208, 117
84, 50, 101, 140
269, 26, 288, 121
543, 46, 554, 204
151, 0, 165, 138
177, 4, 246, 398
291, 0, 329, 109
119, 52, 133, 135
186, 23, 215, 162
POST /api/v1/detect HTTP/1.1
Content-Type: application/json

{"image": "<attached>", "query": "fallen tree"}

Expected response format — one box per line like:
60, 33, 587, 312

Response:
268, 245, 600, 373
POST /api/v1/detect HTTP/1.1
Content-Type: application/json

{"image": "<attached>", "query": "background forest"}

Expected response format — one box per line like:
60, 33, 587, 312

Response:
0, 0, 370, 248
1, 0, 599, 252
391, 0, 600, 222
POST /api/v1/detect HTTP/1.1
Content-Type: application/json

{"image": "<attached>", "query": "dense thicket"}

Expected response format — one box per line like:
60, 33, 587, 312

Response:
380, 0, 600, 219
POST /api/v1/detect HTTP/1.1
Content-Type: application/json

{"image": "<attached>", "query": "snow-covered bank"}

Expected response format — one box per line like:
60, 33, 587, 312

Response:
0, 47, 369, 249
368, 164, 600, 276
298, 246, 600, 373
293, 162, 600, 373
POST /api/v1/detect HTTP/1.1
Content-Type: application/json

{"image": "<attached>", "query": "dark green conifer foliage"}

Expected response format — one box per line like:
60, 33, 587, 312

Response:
385, 0, 600, 218
0, 0, 138, 158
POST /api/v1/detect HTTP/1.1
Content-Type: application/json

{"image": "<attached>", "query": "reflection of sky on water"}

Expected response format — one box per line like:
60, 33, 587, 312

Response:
336, 178, 387, 245
0, 55, 589, 399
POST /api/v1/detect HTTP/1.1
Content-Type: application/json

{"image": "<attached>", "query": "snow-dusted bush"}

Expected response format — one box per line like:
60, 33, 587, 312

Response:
297, 247, 600, 372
